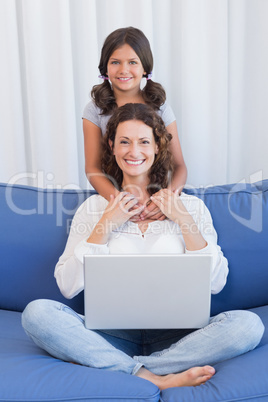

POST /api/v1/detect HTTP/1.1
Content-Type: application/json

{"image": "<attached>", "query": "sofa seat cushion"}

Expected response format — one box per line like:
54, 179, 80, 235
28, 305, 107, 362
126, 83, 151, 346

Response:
1, 306, 268, 402
0, 310, 160, 402
161, 305, 268, 401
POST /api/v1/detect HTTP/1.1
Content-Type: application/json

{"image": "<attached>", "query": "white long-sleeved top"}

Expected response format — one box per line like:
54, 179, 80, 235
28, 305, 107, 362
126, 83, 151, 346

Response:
54, 194, 229, 299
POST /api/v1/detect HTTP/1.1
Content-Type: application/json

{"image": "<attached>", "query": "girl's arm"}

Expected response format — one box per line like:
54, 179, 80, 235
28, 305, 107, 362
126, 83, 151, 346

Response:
83, 119, 120, 199
167, 120, 187, 193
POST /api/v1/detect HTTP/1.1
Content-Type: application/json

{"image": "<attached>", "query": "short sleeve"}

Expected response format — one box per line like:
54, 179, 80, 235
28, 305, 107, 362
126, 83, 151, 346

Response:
82, 100, 102, 128
158, 102, 176, 127
82, 101, 111, 136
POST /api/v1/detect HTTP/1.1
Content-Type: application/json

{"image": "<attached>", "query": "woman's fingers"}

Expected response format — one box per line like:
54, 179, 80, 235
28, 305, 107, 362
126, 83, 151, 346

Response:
150, 189, 186, 222
151, 211, 166, 220
128, 204, 145, 217
150, 194, 164, 208
117, 193, 145, 219
120, 193, 139, 210
140, 198, 167, 220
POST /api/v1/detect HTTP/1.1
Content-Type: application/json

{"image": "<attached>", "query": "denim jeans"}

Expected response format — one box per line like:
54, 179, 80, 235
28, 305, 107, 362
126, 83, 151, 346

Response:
22, 299, 264, 376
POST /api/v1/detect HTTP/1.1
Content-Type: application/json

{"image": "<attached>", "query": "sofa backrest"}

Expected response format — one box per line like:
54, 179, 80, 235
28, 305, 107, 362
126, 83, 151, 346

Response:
0, 184, 94, 313
185, 180, 268, 315
0, 181, 267, 315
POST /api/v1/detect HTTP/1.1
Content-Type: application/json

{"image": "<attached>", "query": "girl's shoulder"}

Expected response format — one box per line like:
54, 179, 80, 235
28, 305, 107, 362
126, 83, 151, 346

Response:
82, 100, 102, 120
82, 101, 111, 135
158, 101, 176, 126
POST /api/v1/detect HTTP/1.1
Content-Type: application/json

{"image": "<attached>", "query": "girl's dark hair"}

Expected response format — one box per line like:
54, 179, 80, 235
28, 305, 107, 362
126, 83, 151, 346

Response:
102, 103, 173, 195
91, 27, 166, 115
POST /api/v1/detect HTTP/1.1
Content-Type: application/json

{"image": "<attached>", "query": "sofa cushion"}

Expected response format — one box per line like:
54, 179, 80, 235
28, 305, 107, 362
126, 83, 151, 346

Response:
160, 305, 268, 402
0, 309, 160, 402
185, 180, 268, 315
0, 183, 93, 313
0, 307, 267, 402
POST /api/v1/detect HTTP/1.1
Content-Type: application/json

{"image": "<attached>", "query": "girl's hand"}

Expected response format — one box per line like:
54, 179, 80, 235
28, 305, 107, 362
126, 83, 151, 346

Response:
150, 189, 188, 224
129, 202, 145, 222
139, 199, 166, 221
103, 192, 144, 228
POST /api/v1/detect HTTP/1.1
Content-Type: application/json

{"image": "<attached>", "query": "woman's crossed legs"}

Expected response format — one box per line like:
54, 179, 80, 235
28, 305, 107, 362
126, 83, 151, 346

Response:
22, 299, 264, 389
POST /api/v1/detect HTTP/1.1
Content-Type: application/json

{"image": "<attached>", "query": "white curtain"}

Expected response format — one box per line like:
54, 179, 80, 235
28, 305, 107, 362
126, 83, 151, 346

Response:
1, 0, 268, 189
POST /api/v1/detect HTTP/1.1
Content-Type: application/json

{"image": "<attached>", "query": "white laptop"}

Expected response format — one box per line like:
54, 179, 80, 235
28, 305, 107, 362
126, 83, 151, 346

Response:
84, 254, 212, 330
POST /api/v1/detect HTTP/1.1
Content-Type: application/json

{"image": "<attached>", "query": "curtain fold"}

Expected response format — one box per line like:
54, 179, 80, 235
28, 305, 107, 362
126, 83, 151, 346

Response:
228, 0, 268, 185
1, 0, 267, 189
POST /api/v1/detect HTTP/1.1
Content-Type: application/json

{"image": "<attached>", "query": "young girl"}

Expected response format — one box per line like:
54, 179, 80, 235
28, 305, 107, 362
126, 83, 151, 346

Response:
83, 27, 187, 221
22, 104, 264, 390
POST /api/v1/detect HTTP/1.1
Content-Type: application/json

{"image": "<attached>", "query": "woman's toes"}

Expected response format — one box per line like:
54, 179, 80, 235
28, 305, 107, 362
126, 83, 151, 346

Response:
187, 366, 215, 386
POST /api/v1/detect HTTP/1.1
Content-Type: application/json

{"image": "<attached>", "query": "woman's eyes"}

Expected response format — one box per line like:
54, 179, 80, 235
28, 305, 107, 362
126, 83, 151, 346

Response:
120, 140, 150, 145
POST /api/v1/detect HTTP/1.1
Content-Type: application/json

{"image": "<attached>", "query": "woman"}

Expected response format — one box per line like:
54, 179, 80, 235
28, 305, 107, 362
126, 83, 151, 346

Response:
22, 104, 264, 390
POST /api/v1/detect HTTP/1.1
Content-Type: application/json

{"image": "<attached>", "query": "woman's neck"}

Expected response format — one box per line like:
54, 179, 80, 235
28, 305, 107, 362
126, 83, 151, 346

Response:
121, 177, 150, 205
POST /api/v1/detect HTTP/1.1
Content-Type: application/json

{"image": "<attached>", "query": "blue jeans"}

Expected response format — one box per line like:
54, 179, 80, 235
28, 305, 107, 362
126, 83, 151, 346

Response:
22, 299, 264, 376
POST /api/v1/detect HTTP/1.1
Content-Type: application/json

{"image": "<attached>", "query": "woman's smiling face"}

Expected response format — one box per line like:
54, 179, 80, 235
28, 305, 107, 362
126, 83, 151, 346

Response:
110, 119, 158, 180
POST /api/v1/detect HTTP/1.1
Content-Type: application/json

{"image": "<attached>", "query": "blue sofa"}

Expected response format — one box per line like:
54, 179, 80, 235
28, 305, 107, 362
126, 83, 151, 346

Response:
0, 180, 268, 402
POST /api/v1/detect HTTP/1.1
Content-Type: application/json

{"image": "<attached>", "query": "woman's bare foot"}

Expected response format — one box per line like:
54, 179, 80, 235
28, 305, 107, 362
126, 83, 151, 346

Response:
136, 365, 215, 390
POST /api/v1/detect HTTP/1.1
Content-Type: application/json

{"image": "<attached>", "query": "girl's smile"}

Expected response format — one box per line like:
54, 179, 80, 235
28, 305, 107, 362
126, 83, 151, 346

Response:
117, 77, 132, 82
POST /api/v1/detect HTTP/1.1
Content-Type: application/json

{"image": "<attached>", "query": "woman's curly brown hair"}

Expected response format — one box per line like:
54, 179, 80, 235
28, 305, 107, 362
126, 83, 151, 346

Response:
102, 103, 174, 196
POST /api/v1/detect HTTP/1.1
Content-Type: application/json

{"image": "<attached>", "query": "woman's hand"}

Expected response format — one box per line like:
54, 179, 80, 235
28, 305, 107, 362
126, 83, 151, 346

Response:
151, 189, 207, 251
102, 192, 144, 228
150, 189, 187, 224
87, 192, 144, 245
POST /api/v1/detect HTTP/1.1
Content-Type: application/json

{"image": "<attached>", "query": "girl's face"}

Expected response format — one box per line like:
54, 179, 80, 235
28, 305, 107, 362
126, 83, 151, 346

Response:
106, 44, 146, 96
110, 120, 158, 181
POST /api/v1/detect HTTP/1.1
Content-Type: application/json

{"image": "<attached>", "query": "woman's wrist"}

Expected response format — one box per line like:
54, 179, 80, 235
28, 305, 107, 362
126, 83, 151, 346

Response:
87, 216, 112, 245
175, 214, 194, 230
179, 219, 207, 251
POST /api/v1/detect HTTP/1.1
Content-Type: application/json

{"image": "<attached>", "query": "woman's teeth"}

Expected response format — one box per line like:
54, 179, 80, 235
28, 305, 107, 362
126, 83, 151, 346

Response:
125, 160, 144, 165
